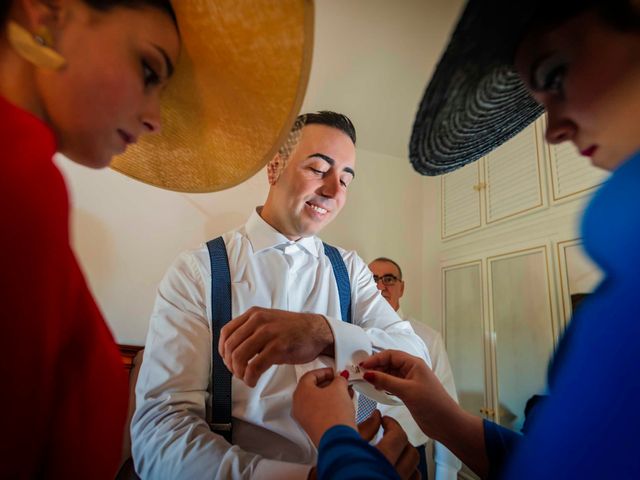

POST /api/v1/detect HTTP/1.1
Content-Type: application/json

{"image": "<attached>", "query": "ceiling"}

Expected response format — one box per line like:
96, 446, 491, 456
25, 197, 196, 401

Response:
301, 0, 465, 160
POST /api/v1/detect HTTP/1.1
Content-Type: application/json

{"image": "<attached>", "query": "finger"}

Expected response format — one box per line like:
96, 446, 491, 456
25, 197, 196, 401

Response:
219, 309, 252, 358
222, 309, 271, 372
395, 444, 420, 480
362, 370, 408, 397
375, 416, 408, 465
298, 368, 336, 388
360, 349, 414, 372
230, 332, 269, 381
357, 409, 381, 441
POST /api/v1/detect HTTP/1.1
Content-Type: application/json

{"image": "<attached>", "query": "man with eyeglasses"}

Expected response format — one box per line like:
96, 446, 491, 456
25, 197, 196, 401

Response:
369, 257, 462, 480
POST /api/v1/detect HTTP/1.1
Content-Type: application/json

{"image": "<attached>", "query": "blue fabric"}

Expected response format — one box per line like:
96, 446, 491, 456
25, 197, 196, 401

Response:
498, 151, 640, 478
483, 420, 521, 479
318, 426, 401, 480
206, 237, 233, 443
322, 242, 353, 323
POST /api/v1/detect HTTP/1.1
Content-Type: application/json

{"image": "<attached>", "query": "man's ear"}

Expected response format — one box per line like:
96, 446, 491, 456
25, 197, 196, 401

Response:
399, 281, 405, 299
267, 153, 285, 186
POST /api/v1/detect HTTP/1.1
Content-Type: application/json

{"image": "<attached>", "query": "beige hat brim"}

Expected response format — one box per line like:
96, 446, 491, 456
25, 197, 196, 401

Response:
111, 0, 314, 193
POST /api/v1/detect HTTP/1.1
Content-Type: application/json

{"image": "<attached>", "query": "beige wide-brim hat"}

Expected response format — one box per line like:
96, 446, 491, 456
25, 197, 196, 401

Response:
111, 0, 314, 193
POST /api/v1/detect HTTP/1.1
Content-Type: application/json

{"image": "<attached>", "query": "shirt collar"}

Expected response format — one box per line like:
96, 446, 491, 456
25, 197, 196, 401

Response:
246, 208, 319, 257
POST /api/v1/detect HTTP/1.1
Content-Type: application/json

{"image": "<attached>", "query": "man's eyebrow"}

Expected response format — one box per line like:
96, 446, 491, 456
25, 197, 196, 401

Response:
307, 153, 355, 178
153, 44, 175, 78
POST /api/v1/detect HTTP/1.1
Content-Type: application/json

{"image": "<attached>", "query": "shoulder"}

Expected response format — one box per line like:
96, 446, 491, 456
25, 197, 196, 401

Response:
321, 241, 371, 280
410, 320, 444, 345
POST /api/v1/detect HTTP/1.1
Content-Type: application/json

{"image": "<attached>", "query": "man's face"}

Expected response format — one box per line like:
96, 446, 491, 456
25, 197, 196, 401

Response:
263, 124, 356, 239
369, 260, 404, 312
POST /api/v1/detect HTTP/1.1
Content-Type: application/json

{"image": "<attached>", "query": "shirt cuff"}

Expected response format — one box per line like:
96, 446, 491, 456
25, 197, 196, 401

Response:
323, 315, 372, 370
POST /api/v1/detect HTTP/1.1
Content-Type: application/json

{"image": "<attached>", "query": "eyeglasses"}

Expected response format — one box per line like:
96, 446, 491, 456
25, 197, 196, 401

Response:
373, 274, 400, 286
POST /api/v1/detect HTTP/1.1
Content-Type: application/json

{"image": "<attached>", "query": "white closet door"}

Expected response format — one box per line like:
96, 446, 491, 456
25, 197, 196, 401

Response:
441, 162, 482, 238
484, 122, 545, 224
443, 262, 488, 418
487, 247, 556, 431
556, 239, 603, 325
548, 141, 609, 202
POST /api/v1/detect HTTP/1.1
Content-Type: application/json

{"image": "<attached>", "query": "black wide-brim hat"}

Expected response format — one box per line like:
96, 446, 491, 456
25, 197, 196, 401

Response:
410, 0, 547, 176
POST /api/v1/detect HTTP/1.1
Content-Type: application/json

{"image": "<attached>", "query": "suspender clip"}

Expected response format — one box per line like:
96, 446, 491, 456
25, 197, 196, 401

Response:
210, 422, 232, 432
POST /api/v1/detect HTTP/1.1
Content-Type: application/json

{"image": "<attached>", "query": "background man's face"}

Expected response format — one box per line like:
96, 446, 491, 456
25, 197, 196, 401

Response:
369, 260, 404, 311
267, 124, 356, 239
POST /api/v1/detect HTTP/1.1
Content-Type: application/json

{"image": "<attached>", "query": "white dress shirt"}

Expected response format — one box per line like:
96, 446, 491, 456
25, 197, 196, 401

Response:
132, 210, 430, 480
380, 311, 462, 480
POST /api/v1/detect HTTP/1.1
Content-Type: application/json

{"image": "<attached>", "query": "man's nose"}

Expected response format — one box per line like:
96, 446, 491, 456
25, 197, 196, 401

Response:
319, 172, 341, 198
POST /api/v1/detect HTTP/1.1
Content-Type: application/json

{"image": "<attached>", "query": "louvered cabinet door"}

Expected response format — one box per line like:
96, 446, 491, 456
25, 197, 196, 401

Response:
441, 162, 482, 238
484, 122, 546, 224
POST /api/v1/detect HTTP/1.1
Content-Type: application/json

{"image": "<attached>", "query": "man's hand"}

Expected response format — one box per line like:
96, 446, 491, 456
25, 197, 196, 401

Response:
292, 368, 356, 446
219, 307, 334, 387
375, 416, 420, 480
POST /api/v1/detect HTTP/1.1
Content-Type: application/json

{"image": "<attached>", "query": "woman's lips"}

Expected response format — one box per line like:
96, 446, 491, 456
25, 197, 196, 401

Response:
580, 145, 598, 157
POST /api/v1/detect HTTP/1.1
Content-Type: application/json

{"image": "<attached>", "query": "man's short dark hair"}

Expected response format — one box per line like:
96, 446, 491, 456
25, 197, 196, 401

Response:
300, 111, 356, 145
278, 111, 356, 160
371, 257, 403, 280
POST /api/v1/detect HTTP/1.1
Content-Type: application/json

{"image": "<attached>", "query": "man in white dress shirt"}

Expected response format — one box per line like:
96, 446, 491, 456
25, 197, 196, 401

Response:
369, 257, 462, 480
132, 112, 430, 479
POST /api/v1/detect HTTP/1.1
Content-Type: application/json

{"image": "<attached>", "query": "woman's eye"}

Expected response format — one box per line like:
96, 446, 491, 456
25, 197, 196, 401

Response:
533, 55, 567, 95
543, 65, 566, 94
142, 61, 160, 87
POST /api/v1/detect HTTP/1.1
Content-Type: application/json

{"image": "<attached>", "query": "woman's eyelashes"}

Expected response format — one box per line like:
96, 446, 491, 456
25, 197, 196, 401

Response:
533, 55, 568, 96
142, 60, 160, 87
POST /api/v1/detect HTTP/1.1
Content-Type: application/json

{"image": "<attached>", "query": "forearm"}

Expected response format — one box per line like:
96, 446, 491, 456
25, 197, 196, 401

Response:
420, 404, 489, 479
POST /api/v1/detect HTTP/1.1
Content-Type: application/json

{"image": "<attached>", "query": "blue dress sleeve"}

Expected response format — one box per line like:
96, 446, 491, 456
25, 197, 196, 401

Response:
483, 419, 521, 478
317, 425, 401, 480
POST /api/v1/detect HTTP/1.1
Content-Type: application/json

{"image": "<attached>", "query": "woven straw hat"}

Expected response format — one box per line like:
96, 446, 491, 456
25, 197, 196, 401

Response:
111, 0, 314, 193
410, 0, 546, 176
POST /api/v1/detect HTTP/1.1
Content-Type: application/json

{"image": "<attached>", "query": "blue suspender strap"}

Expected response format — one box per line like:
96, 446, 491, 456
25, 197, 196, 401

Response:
322, 242, 352, 323
322, 242, 377, 423
206, 236, 233, 443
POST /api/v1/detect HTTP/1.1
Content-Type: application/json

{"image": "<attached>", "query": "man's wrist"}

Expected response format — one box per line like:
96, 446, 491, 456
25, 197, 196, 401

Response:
315, 314, 335, 356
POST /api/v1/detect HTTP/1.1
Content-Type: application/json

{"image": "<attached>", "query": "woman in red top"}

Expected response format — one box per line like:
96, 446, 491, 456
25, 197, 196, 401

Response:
0, 1, 180, 477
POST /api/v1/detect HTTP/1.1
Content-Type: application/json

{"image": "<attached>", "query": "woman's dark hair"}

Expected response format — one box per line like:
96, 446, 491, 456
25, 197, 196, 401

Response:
527, 0, 640, 36
1, 1, 176, 27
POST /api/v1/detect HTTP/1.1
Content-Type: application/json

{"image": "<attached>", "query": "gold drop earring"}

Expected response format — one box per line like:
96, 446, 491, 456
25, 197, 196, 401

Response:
7, 21, 66, 70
